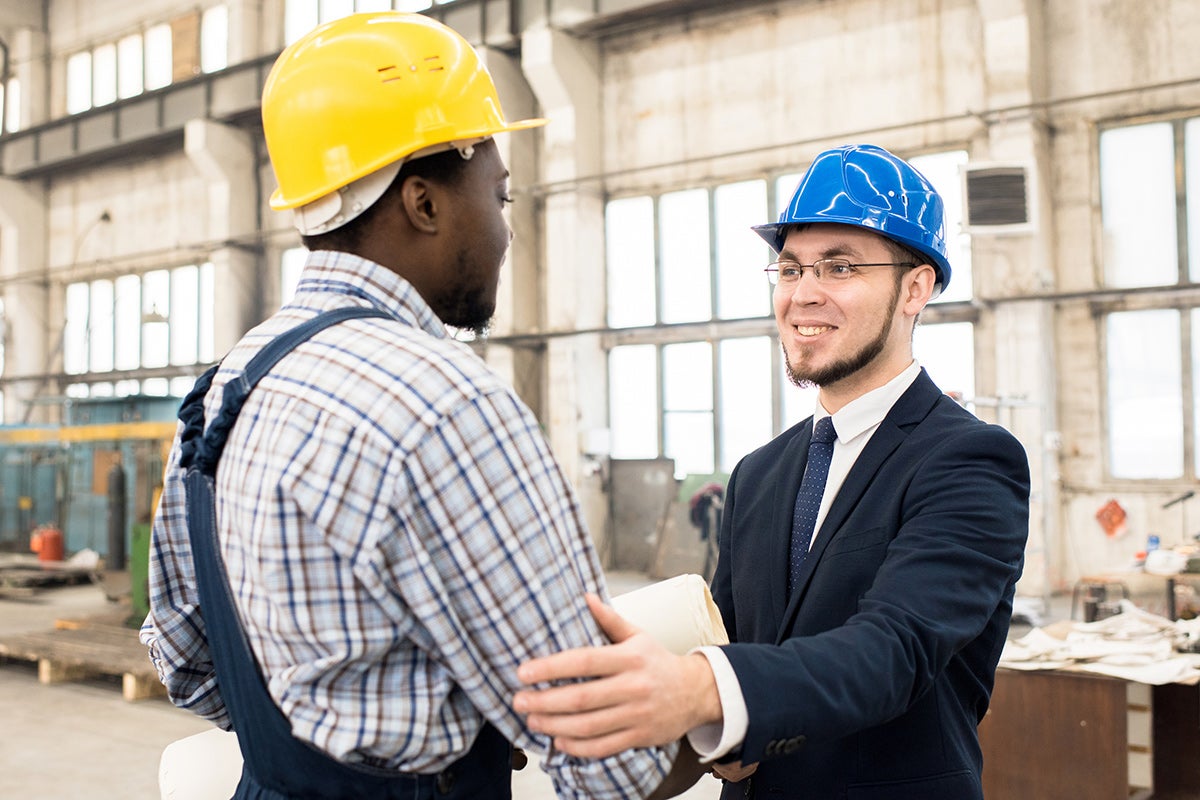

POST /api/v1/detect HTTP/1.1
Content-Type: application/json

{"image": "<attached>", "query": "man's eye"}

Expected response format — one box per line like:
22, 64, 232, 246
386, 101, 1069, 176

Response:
781, 266, 802, 278
500, 194, 514, 205
827, 263, 854, 276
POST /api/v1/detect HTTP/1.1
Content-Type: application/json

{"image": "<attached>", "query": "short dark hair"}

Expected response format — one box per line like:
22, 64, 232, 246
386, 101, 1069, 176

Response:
300, 147, 473, 252
882, 237, 927, 273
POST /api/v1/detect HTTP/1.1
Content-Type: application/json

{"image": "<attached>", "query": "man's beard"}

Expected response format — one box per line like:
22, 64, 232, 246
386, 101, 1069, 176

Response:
438, 288, 494, 337
431, 250, 497, 337
783, 280, 901, 389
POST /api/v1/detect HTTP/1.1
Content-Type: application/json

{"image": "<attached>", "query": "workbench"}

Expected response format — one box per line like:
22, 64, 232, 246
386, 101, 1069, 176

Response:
979, 668, 1200, 799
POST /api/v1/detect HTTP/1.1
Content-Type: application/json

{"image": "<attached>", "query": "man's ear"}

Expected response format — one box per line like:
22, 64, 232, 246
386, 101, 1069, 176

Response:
902, 263, 937, 315
399, 176, 439, 234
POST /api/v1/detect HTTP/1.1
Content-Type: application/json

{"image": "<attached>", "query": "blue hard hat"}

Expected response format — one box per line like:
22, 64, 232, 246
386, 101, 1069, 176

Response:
754, 144, 951, 294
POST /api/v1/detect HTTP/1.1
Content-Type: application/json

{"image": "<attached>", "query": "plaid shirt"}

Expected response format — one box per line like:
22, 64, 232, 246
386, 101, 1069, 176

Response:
141, 251, 675, 798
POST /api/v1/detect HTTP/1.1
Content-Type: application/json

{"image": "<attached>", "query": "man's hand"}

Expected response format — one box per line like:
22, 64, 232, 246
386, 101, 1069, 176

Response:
513, 593, 723, 758
711, 761, 758, 782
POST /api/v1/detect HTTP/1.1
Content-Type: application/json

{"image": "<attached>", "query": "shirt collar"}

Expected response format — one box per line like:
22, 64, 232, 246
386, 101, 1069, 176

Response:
816, 361, 922, 443
294, 250, 447, 340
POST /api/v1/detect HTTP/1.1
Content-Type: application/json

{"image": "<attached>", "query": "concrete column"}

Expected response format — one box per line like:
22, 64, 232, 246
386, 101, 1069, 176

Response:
184, 118, 259, 356
0, 177, 48, 423
521, 26, 610, 539
6, 27, 48, 129
974, 0, 1061, 599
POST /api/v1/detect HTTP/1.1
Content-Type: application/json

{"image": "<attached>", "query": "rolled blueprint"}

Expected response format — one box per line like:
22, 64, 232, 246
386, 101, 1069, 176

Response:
610, 573, 729, 654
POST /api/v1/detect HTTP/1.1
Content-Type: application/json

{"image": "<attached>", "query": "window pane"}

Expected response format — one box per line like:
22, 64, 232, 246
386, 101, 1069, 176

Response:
664, 412, 714, 478
145, 24, 173, 91
663, 341, 712, 412
663, 341, 713, 477
142, 270, 170, 368
775, 173, 803, 217
715, 180, 770, 320
1187, 119, 1200, 283
285, 0, 320, 45
114, 379, 140, 397
114, 275, 141, 370
1193, 309, 1200, 476
66, 51, 92, 114
89, 280, 114, 373
396, 0, 434, 9
117, 35, 144, 99
142, 378, 169, 396
170, 266, 199, 365
64, 283, 90, 374
3, 77, 19, 132
1106, 309, 1182, 478
199, 262, 215, 363
281, 247, 306, 305
914, 321, 975, 400
660, 190, 711, 323
609, 345, 658, 459
92, 43, 117, 106
357, 0, 393, 10
1100, 123, 1177, 288
605, 196, 656, 328
170, 376, 196, 397
909, 150, 971, 303
201, 5, 229, 73
320, 0, 355, 22
719, 337, 772, 472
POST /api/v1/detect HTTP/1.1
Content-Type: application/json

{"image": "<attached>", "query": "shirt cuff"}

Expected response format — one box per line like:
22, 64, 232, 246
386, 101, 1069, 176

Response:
685, 645, 748, 763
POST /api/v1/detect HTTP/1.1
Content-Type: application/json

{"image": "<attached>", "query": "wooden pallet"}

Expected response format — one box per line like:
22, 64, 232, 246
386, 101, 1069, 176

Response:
0, 620, 166, 701
0, 554, 99, 598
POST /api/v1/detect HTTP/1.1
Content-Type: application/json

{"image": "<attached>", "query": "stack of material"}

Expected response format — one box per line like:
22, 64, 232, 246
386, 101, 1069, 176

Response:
1000, 600, 1200, 684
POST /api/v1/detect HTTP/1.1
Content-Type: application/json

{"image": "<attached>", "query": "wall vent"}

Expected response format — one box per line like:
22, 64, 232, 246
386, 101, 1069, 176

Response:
962, 164, 1035, 233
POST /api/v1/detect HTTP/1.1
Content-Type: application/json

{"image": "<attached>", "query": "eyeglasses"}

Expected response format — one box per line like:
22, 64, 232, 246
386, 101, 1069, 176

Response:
764, 258, 917, 286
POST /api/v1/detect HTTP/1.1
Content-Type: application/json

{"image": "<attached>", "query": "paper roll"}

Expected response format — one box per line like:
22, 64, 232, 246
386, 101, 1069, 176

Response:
610, 573, 729, 655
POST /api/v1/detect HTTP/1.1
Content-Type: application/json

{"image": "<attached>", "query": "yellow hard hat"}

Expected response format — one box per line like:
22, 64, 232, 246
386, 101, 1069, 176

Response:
262, 12, 545, 212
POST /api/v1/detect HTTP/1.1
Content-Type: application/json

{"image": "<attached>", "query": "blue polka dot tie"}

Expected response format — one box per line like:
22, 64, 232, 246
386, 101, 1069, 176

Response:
789, 416, 836, 597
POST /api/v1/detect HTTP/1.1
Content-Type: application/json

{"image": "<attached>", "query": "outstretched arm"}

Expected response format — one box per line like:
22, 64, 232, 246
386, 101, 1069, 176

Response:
514, 594, 723, 757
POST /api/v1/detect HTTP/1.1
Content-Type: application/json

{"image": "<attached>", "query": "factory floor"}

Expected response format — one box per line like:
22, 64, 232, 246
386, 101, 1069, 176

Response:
0, 571, 726, 800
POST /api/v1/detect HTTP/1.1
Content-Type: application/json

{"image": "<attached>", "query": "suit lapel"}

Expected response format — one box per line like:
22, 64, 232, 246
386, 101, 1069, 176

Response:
774, 371, 944, 643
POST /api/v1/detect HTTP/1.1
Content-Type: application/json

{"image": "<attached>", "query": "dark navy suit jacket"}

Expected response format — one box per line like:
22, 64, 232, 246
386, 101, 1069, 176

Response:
711, 370, 1030, 800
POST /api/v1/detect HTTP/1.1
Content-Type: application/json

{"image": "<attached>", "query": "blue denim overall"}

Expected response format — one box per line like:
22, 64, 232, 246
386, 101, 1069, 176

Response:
178, 306, 514, 799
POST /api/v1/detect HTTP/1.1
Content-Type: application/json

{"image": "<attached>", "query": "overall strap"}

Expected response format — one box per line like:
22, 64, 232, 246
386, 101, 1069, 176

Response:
179, 306, 390, 477
177, 305, 511, 798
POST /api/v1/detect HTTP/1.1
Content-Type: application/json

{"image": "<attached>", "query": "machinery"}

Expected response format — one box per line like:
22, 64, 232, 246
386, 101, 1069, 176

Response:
0, 395, 177, 615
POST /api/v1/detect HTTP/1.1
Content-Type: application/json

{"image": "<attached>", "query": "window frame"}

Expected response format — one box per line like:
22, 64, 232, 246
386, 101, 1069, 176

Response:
603, 160, 979, 478
1096, 113, 1200, 482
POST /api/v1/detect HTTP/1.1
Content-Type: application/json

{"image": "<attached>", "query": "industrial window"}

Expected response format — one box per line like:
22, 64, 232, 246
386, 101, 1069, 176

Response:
63, 6, 228, 116
0, 298, 6, 421
0, 76, 19, 133
281, 247, 306, 306
605, 154, 975, 480
200, 5, 230, 74
284, 0, 457, 45
64, 264, 214, 398
117, 35, 144, 99
143, 24, 172, 91
1099, 117, 1200, 479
